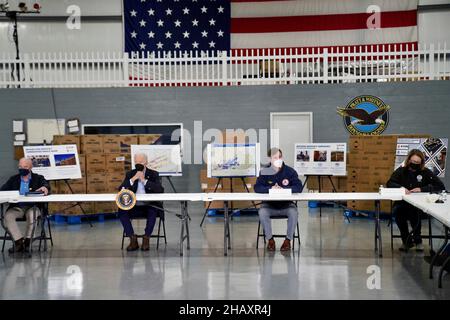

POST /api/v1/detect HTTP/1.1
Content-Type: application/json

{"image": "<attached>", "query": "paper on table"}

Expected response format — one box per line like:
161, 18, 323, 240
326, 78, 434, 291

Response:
13, 120, 23, 133
269, 188, 292, 196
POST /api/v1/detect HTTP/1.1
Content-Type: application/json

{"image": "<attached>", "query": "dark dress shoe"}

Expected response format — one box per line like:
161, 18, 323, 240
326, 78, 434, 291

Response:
141, 236, 150, 251
24, 238, 31, 251
8, 238, 24, 254
126, 235, 139, 251
280, 239, 291, 252
267, 238, 275, 251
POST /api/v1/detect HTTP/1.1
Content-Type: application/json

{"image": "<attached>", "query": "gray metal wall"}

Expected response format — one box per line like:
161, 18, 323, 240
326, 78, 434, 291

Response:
1, 81, 449, 191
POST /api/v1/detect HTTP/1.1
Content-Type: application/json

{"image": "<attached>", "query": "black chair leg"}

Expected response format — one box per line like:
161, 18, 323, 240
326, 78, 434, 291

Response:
47, 218, 54, 247
162, 219, 167, 245
157, 218, 162, 250
256, 221, 261, 249
121, 232, 125, 250
1, 231, 6, 253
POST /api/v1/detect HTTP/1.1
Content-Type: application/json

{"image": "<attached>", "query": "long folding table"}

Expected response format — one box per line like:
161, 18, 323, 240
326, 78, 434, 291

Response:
203, 192, 403, 256
403, 194, 450, 288
0, 193, 203, 256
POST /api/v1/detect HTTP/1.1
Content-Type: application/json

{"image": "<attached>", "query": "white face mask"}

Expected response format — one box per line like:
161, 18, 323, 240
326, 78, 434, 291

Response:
272, 159, 283, 168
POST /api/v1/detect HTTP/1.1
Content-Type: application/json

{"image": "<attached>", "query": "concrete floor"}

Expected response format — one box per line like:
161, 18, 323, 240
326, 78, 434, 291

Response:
0, 203, 449, 300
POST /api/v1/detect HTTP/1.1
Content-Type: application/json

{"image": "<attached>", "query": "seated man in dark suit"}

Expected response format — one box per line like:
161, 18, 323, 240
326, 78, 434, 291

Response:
118, 153, 164, 251
1, 157, 50, 253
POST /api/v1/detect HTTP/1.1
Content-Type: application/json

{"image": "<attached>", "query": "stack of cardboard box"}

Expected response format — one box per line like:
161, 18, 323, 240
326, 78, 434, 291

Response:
49, 134, 161, 215
306, 176, 347, 192
346, 134, 429, 212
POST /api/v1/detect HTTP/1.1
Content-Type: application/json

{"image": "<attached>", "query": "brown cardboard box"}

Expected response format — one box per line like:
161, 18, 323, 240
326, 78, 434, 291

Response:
103, 135, 138, 154
105, 154, 129, 173
57, 178, 86, 194
78, 154, 86, 176
94, 202, 118, 214
48, 203, 63, 214
137, 134, 163, 145
106, 172, 124, 193
62, 202, 95, 215
81, 135, 104, 154
52, 135, 81, 151
86, 154, 106, 173
216, 130, 248, 144
87, 174, 107, 193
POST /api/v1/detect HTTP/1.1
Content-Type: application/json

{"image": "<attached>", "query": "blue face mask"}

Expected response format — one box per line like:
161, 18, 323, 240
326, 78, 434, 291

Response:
19, 168, 30, 177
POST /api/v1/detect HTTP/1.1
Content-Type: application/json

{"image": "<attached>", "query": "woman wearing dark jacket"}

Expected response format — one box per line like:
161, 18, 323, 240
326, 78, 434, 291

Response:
387, 149, 445, 251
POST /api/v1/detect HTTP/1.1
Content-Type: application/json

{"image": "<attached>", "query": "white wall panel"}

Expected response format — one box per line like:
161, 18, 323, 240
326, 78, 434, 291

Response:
1, 0, 122, 16
0, 21, 123, 54
418, 10, 450, 45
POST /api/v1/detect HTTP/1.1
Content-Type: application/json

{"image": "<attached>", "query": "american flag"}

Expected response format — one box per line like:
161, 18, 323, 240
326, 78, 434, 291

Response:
124, 0, 418, 54
124, 0, 230, 53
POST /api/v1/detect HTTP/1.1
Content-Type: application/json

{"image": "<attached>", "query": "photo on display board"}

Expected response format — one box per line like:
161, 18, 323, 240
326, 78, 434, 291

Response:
436, 147, 446, 170
331, 151, 345, 162
313, 150, 327, 162
54, 154, 77, 166
423, 137, 444, 156
296, 150, 310, 162
29, 155, 51, 168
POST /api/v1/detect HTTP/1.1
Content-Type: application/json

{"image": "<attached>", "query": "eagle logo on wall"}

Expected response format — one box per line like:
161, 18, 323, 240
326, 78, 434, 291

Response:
337, 95, 390, 135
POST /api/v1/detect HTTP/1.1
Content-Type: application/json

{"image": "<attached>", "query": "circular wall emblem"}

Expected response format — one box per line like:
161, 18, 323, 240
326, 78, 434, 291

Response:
337, 95, 390, 135
116, 189, 137, 211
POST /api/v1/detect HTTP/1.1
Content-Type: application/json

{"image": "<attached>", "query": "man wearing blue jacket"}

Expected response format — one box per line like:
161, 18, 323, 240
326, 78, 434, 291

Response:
254, 148, 303, 251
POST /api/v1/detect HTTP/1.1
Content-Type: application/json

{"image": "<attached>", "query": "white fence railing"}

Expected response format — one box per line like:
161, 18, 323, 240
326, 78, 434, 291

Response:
1, 44, 449, 88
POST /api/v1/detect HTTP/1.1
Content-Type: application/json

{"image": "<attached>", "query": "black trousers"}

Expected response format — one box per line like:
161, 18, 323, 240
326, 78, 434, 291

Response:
393, 201, 423, 245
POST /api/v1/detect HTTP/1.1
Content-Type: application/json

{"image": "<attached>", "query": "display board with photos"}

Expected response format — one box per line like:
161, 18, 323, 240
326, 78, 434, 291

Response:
23, 144, 82, 180
131, 144, 182, 176
395, 137, 447, 177
207, 143, 260, 178
294, 143, 347, 176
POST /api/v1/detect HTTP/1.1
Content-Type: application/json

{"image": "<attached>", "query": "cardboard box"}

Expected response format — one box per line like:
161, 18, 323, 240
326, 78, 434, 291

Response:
106, 172, 124, 193
62, 202, 95, 215
86, 154, 106, 173
81, 135, 104, 154
137, 134, 163, 145
52, 135, 81, 151
87, 174, 107, 193
57, 178, 86, 194
79, 154, 86, 176
48, 203, 63, 214
105, 153, 129, 173
103, 135, 138, 154
95, 202, 118, 214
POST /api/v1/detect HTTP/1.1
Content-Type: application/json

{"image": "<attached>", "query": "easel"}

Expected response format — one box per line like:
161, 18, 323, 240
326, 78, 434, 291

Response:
57, 179, 93, 227
164, 176, 177, 193
303, 174, 349, 223
200, 176, 258, 227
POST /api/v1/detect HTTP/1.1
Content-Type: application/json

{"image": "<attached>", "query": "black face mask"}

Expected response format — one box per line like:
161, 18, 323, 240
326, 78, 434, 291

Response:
19, 168, 30, 177
409, 163, 421, 171
135, 164, 145, 172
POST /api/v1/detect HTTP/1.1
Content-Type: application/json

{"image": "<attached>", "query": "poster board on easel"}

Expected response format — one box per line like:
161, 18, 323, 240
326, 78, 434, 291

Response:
207, 143, 260, 178
294, 143, 347, 176
23, 144, 82, 180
